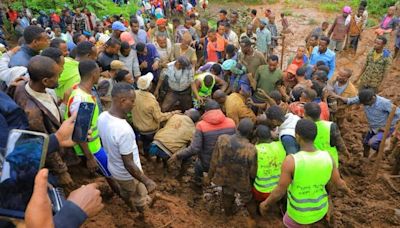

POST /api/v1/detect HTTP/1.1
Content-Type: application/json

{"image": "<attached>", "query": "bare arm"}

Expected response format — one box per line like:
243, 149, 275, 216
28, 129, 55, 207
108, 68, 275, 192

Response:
215, 76, 228, 92
121, 153, 156, 193
191, 81, 202, 101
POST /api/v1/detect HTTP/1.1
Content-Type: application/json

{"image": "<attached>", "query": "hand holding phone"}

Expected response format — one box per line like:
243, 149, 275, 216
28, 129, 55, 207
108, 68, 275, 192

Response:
72, 102, 95, 143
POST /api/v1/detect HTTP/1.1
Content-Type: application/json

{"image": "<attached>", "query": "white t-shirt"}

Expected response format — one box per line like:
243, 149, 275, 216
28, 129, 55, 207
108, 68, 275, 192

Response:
98, 111, 142, 180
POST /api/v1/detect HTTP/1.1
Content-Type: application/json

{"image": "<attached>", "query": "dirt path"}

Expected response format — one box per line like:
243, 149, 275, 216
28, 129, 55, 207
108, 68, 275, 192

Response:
70, 2, 400, 227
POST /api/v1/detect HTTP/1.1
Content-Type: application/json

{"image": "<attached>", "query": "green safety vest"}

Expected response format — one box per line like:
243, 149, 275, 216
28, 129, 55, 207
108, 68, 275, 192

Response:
253, 141, 286, 193
315, 120, 339, 167
64, 85, 101, 156
198, 75, 215, 98
287, 151, 333, 225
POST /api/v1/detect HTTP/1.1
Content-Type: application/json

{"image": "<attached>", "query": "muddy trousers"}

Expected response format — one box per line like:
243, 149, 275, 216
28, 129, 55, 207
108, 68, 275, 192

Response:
221, 187, 257, 218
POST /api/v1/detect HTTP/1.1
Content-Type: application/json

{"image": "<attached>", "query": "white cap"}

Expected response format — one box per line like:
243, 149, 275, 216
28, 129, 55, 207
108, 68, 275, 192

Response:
98, 34, 110, 44
137, 73, 154, 90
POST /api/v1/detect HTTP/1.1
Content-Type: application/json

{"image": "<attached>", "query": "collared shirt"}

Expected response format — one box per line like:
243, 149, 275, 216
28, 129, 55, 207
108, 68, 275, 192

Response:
255, 27, 271, 53
137, 43, 160, 76
154, 114, 195, 153
132, 90, 174, 133
9, 45, 39, 68
225, 92, 256, 125
131, 29, 149, 44
309, 46, 336, 79
162, 64, 194, 92
347, 95, 400, 132
25, 83, 60, 122
155, 39, 173, 65
359, 49, 391, 90
172, 43, 196, 64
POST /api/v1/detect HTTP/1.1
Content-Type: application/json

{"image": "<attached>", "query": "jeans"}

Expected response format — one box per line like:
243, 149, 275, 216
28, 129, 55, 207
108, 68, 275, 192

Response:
281, 135, 300, 154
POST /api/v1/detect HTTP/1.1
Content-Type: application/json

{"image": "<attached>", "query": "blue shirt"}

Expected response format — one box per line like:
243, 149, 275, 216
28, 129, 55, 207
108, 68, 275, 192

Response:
132, 29, 148, 44
347, 95, 400, 132
256, 27, 271, 53
229, 73, 251, 93
309, 46, 336, 79
9, 45, 38, 68
137, 43, 160, 77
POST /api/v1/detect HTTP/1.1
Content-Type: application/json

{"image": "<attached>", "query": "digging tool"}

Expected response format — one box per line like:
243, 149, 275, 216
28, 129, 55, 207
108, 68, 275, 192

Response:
372, 105, 397, 180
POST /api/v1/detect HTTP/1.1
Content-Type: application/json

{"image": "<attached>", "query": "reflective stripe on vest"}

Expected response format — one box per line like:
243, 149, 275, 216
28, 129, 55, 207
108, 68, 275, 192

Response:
64, 86, 101, 155
287, 151, 333, 225
314, 120, 339, 167
253, 141, 286, 193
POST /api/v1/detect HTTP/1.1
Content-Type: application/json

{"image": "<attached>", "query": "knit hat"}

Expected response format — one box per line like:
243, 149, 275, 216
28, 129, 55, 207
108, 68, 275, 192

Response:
156, 18, 167, 26
137, 73, 154, 90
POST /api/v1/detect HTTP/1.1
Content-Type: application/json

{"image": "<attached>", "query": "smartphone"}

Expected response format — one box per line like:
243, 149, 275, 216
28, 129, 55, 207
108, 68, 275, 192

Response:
72, 102, 95, 143
0, 130, 49, 219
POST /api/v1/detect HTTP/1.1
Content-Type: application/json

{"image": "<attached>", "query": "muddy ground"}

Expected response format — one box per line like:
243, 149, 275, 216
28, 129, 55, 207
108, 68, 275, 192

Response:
68, 2, 400, 227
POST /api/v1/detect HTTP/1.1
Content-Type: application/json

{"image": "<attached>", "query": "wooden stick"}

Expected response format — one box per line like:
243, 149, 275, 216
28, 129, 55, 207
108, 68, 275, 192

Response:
372, 105, 397, 180
280, 35, 285, 70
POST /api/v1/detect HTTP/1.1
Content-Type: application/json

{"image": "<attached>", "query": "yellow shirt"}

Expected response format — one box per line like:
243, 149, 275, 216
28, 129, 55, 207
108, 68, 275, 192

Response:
132, 90, 174, 133
225, 92, 256, 125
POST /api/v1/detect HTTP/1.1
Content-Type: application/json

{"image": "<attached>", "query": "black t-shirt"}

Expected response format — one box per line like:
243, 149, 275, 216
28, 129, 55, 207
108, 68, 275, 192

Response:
97, 52, 119, 72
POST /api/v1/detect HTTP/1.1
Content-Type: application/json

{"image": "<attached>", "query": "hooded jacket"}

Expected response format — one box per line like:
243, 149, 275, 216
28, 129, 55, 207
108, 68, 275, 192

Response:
177, 109, 236, 170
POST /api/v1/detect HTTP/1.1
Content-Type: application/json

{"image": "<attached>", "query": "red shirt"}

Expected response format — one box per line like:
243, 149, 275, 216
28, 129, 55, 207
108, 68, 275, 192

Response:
7, 10, 18, 23
291, 57, 305, 69
289, 101, 330, 121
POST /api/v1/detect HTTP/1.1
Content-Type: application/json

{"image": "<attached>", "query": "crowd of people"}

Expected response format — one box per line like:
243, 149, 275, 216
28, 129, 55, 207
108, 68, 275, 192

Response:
1, 0, 400, 227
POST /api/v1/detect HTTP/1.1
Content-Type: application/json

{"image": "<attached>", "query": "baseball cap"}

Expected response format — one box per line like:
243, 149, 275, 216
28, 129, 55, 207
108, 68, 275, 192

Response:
287, 64, 299, 75
112, 21, 127, 32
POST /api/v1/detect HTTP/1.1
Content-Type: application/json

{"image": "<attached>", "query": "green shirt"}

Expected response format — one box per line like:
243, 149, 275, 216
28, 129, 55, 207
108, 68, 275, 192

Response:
55, 57, 80, 99
254, 65, 282, 100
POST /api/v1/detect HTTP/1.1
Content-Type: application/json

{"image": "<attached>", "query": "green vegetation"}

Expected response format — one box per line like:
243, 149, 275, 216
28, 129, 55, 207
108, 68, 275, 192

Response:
318, 0, 398, 17
9, 0, 139, 18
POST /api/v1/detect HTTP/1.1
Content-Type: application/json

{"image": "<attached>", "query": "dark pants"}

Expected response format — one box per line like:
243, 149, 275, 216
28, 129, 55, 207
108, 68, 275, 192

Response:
349, 35, 360, 51
161, 88, 193, 112
138, 132, 155, 154
281, 135, 300, 155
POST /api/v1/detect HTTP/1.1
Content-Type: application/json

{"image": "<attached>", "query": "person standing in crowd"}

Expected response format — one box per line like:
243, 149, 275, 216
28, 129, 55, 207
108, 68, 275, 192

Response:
38, 10, 50, 28
287, 46, 309, 69
56, 41, 97, 100
260, 119, 352, 227
136, 41, 161, 82
238, 38, 267, 77
306, 21, 329, 42
256, 19, 271, 58
250, 9, 260, 32
267, 14, 279, 55
170, 100, 235, 187
224, 23, 239, 49
119, 40, 141, 78
12, 55, 72, 186
328, 6, 351, 52
83, 8, 97, 33
205, 28, 224, 63
230, 11, 244, 38
217, 9, 229, 27
353, 36, 391, 91
111, 21, 127, 39
172, 32, 197, 68
208, 118, 258, 224
98, 82, 157, 218
73, 8, 87, 33
347, 7, 365, 54
10, 26, 49, 67
132, 73, 180, 156
97, 38, 121, 71
64, 60, 110, 176
266, 105, 301, 154
304, 102, 349, 167
240, 25, 257, 46
252, 125, 286, 203
309, 36, 336, 80
375, 6, 397, 38
333, 88, 400, 158
251, 55, 282, 104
